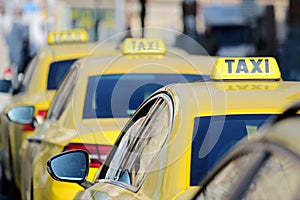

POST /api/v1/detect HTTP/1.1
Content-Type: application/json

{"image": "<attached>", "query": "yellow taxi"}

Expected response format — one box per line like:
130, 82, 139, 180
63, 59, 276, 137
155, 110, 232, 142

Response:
0, 29, 119, 199
193, 101, 300, 199
47, 57, 300, 199
6, 38, 214, 200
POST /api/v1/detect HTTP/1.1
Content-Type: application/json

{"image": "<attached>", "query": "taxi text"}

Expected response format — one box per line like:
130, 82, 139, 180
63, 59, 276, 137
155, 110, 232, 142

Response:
122, 38, 166, 55
225, 59, 269, 74
130, 40, 160, 51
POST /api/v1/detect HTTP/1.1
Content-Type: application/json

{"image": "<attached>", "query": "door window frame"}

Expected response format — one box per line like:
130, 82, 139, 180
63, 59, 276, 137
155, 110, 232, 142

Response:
97, 92, 174, 192
47, 62, 80, 121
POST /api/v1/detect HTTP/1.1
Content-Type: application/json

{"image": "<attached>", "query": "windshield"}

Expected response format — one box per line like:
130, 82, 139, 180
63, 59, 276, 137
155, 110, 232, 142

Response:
83, 73, 208, 119
47, 59, 77, 90
190, 114, 275, 186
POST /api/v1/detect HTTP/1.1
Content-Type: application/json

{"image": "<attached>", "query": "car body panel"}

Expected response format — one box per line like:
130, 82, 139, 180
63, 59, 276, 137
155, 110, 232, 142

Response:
193, 113, 300, 199
20, 44, 216, 200
73, 79, 300, 200
0, 41, 120, 193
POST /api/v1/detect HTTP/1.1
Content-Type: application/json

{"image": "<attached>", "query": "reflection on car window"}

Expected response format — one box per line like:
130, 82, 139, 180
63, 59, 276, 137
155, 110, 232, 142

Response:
47, 59, 77, 90
103, 94, 173, 190
243, 153, 300, 199
190, 114, 274, 185
47, 64, 79, 120
83, 74, 206, 119
198, 153, 259, 200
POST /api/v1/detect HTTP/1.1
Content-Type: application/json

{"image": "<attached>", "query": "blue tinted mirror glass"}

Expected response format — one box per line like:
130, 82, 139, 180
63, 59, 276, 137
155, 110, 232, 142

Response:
50, 151, 88, 182
7, 106, 34, 124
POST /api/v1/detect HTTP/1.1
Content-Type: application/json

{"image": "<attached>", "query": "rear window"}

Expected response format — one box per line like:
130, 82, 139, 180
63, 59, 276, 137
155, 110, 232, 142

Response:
47, 59, 77, 90
83, 73, 208, 119
190, 114, 275, 186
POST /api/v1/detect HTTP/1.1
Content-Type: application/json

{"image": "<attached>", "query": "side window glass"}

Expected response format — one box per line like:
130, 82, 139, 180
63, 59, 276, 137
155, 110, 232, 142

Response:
47, 64, 79, 120
197, 153, 262, 199
243, 152, 300, 199
20, 55, 38, 92
103, 94, 173, 190
47, 59, 77, 90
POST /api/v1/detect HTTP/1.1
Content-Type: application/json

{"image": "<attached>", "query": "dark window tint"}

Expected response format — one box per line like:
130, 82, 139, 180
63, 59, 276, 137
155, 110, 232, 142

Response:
47, 64, 79, 120
47, 59, 77, 90
190, 114, 274, 185
83, 74, 207, 119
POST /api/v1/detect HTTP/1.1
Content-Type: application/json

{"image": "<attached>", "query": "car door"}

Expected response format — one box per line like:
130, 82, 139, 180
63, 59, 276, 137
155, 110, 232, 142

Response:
20, 62, 81, 200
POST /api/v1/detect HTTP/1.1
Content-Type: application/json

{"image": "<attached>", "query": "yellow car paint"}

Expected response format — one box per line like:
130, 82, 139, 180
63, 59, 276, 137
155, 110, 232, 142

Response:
19, 40, 216, 200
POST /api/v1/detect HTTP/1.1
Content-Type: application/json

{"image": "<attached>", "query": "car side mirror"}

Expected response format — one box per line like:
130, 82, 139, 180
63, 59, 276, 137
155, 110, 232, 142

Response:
47, 150, 93, 189
6, 105, 35, 125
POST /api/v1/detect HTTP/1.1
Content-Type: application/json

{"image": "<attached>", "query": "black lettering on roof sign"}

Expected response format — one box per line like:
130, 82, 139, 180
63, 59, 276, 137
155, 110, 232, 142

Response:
224, 58, 271, 74
265, 59, 269, 73
138, 41, 146, 50
53, 32, 80, 42
236, 60, 249, 73
225, 59, 235, 73
148, 41, 153, 50
250, 59, 263, 73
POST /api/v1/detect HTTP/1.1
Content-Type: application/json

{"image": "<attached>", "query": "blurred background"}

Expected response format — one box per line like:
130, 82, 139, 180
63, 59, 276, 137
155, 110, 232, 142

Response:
0, 0, 299, 80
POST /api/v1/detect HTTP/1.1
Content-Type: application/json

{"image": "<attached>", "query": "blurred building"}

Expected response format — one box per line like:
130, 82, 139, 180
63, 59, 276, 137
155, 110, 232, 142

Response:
0, 0, 290, 47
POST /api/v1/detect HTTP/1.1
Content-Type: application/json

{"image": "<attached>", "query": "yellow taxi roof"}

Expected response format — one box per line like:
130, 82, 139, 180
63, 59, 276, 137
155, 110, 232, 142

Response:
25, 42, 120, 95
38, 42, 120, 61
166, 81, 300, 117
70, 53, 215, 129
79, 54, 216, 76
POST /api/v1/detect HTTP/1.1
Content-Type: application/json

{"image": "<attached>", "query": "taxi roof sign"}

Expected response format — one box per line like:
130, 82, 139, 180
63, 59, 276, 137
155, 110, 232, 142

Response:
48, 29, 89, 45
211, 57, 281, 81
122, 38, 166, 55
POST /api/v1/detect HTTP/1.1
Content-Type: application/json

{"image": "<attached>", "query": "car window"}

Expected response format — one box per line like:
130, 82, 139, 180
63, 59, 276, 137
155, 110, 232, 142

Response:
196, 153, 263, 200
47, 63, 80, 120
99, 93, 173, 191
243, 151, 300, 199
190, 114, 274, 185
47, 59, 77, 90
20, 55, 38, 92
83, 73, 207, 119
